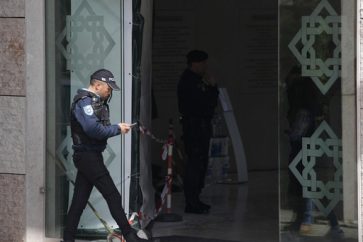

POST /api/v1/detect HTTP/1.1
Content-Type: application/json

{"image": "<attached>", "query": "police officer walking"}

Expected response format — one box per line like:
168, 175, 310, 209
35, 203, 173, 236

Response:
63, 69, 148, 242
177, 50, 219, 214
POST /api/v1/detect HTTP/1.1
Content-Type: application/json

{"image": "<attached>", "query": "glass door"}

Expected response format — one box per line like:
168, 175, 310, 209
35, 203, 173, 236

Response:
279, 0, 358, 241
45, 0, 132, 239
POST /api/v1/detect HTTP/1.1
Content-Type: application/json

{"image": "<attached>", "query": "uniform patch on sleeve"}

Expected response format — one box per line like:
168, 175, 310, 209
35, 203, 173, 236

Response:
83, 105, 94, 116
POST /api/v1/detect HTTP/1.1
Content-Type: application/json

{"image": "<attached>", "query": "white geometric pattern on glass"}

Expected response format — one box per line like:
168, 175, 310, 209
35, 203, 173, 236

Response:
56, 0, 115, 84
289, 121, 342, 216
56, 126, 77, 181
288, 0, 341, 95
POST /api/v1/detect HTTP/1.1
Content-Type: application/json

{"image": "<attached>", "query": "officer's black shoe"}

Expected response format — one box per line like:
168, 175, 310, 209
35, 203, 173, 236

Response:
198, 200, 211, 210
124, 231, 149, 242
185, 204, 209, 214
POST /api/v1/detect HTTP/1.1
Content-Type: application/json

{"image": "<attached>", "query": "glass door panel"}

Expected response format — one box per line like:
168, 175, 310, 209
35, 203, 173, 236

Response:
279, 0, 358, 241
45, 0, 127, 238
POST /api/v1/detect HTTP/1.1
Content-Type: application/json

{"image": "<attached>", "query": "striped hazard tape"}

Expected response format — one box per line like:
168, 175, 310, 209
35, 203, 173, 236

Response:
137, 121, 167, 144
134, 120, 183, 221
155, 175, 172, 216
136, 121, 183, 161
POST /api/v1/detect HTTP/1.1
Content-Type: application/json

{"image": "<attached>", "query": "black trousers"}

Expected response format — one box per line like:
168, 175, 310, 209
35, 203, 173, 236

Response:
181, 117, 212, 206
63, 151, 131, 241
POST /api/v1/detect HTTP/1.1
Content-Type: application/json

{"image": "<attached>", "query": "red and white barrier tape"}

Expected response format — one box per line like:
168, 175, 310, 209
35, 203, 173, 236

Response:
137, 121, 167, 144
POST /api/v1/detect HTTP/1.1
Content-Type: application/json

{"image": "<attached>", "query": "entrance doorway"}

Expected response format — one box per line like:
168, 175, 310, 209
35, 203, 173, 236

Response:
150, 0, 358, 241
150, 0, 279, 241
43, 0, 359, 241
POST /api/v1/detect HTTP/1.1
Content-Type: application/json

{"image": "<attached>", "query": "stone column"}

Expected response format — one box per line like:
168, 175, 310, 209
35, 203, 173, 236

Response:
0, 1, 26, 241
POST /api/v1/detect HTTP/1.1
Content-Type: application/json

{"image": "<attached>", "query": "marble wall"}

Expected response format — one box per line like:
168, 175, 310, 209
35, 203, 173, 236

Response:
0, 0, 26, 241
0, 174, 25, 242
0, 18, 25, 96
360, 1, 363, 240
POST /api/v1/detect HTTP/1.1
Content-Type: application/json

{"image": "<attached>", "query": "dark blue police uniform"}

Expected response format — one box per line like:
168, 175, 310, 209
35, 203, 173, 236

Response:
63, 69, 148, 242
63, 88, 132, 241
177, 66, 219, 214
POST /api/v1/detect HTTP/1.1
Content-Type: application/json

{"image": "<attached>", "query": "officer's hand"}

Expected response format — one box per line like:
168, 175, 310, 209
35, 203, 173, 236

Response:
119, 123, 131, 134
203, 72, 217, 86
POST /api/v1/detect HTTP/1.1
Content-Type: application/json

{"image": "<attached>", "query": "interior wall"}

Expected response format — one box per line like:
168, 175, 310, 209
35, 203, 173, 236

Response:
151, 0, 278, 173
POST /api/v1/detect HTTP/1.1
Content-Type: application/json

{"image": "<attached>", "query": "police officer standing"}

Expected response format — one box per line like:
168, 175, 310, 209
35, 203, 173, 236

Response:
63, 69, 148, 242
177, 50, 219, 214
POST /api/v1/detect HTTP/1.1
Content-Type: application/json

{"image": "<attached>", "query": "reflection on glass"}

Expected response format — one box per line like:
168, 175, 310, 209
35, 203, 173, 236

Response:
279, 0, 357, 241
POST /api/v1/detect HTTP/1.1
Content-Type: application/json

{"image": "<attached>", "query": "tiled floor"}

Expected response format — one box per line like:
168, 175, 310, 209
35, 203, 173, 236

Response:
150, 170, 358, 242
150, 171, 279, 242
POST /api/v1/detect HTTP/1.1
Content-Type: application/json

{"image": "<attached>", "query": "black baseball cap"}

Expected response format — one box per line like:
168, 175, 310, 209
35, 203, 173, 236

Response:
186, 50, 208, 64
90, 69, 120, 91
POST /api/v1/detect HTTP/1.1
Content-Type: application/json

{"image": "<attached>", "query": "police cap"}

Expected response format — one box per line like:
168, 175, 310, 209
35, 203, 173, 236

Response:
90, 69, 120, 91
186, 50, 208, 64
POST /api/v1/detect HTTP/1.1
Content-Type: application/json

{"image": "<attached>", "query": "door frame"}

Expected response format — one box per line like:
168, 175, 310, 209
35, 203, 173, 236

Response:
356, 0, 362, 240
